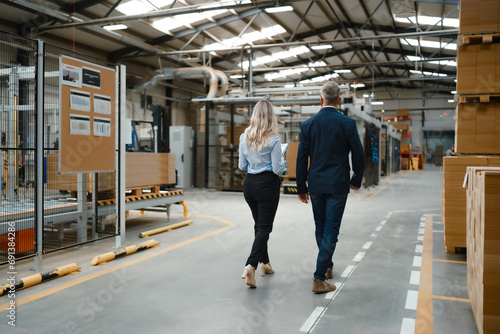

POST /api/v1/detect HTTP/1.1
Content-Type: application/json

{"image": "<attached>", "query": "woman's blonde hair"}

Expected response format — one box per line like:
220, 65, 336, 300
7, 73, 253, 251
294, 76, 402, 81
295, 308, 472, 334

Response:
243, 100, 279, 152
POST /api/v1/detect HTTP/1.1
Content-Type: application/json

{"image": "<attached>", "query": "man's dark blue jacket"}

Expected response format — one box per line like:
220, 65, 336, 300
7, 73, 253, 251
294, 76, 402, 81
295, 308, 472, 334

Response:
296, 106, 365, 195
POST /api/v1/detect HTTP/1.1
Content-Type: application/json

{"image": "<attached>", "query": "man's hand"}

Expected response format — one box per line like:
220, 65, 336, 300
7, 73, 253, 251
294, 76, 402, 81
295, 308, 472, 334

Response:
298, 193, 309, 204
350, 184, 360, 190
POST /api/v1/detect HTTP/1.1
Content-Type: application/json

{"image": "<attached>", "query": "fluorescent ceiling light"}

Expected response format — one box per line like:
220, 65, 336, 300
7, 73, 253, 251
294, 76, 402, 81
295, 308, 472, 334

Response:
311, 45, 332, 50
451, 91, 457, 94
363, 94, 370, 98
350, 83, 365, 88
264, 5, 293, 13
405, 56, 456, 67
284, 84, 295, 88
103, 24, 127, 31
230, 74, 245, 79
448, 99, 455, 103
402, 38, 456, 50
334, 69, 351, 73
371, 101, 384, 105
394, 15, 459, 28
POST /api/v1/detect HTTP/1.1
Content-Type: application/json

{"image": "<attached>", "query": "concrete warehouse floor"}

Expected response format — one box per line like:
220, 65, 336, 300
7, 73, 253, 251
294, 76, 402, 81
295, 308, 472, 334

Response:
0, 166, 478, 334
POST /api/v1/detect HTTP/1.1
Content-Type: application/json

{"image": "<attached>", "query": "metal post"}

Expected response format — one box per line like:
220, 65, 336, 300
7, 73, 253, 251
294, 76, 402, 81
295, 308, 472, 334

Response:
117, 64, 126, 247
248, 49, 253, 97
92, 173, 98, 240
34, 39, 44, 271
230, 104, 235, 190
7, 68, 19, 201
77, 173, 87, 244
204, 101, 210, 188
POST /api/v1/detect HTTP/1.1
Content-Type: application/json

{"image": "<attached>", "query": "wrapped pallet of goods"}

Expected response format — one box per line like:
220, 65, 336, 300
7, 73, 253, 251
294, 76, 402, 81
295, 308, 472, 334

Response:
465, 166, 500, 334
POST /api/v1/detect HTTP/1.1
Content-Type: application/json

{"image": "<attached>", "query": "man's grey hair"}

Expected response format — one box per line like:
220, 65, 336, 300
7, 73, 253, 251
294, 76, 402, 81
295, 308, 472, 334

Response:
320, 81, 340, 105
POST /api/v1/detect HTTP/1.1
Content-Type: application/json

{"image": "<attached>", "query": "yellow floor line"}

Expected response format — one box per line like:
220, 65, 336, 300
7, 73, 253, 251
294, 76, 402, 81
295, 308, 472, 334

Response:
433, 295, 470, 303
432, 259, 467, 264
367, 171, 410, 200
0, 215, 235, 312
415, 214, 435, 334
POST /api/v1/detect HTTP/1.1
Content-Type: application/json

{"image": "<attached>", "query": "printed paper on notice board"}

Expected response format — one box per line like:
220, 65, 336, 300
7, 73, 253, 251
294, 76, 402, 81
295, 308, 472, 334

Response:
61, 64, 82, 88
70, 114, 90, 135
94, 94, 111, 115
82, 66, 101, 89
70, 89, 91, 112
93, 117, 111, 137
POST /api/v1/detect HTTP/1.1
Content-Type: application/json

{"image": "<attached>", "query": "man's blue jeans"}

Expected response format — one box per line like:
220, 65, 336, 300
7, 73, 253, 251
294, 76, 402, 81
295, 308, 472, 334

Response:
310, 193, 348, 281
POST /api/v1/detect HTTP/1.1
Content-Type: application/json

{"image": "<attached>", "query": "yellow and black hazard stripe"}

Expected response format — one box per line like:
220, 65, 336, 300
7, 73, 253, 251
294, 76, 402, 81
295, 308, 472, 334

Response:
284, 186, 298, 194
0, 263, 81, 296
98, 190, 184, 206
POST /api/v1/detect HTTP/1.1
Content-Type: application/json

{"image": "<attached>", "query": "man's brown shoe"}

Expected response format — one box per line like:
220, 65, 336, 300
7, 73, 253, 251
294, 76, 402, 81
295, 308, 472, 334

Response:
326, 267, 333, 280
312, 278, 336, 294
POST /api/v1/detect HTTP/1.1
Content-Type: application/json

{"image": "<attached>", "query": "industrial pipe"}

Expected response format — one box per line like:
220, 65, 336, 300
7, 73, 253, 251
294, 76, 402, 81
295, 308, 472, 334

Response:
214, 70, 229, 96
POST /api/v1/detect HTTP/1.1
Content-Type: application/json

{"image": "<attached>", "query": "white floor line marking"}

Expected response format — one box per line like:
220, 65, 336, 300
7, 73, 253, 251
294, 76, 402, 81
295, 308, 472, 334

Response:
418, 228, 425, 235
417, 235, 424, 241
433, 230, 444, 233
370, 233, 377, 239
341, 265, 355, 277
324, 282, 344, 299
413, 256, 422, 267
415, 245, 423, 253
375, 225, 383, 232
380, 220, 387, 225
299, 307, 327, 332
353, 252, 365, 262
409, 271, 420, 285
405, 290, 418, 310
362, 241, 372, 250
420, 222, 426, 227
400, 317, 415, 334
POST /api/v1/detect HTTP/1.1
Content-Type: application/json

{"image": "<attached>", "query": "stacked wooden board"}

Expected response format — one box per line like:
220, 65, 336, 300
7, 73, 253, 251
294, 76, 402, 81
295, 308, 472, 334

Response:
465, 166, 500, 334
46, 152, 176, 192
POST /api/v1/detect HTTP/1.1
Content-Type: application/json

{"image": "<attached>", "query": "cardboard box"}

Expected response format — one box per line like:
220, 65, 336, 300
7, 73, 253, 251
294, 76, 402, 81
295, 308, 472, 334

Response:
457, 44, 477, 94
400, 143, 411, 153
455, 102, 500, 154
396, 109, 409, 117
479, 0, 499, 32
459, 0, 480, 34
442, 156, 500, 253
226, 125, 247, 146
466, 167, 500, 334
285, 142, 300, 178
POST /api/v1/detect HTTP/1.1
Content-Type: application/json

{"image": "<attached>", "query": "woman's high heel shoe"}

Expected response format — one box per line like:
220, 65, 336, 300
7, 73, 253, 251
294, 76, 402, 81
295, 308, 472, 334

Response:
241, 264, 256, 288
260, 262, 274, 277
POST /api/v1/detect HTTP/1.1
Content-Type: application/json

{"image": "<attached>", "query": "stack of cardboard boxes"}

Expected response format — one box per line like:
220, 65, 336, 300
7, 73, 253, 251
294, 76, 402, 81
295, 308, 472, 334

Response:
443, 0, 500, 254
465, 167, 500, 334
446, 2, 500, 332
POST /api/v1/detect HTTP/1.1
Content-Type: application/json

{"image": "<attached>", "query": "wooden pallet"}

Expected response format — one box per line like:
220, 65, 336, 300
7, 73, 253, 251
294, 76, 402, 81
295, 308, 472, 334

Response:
458, 94, 500, 104
127, 186, 161, 196
461, 32, 500, 45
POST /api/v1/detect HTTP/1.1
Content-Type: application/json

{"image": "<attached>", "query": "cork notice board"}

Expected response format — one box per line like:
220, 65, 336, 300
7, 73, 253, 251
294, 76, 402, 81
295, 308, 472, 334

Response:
59, 56, 116, 173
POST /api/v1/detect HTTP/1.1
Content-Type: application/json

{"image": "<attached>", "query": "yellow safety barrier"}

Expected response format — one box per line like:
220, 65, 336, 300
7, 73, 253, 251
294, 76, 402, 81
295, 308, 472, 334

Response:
91, 239, 159, 266
138, 220, 193, 238
0, 263, 81, 296
177, 201, 189, 218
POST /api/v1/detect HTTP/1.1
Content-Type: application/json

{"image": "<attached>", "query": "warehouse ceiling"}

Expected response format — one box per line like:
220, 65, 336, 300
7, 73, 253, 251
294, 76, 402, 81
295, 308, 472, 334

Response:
2, 0, 459, 95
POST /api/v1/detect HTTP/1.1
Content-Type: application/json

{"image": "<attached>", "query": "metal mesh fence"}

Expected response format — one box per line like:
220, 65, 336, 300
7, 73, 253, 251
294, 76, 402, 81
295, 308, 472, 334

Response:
0, 32, 38, 264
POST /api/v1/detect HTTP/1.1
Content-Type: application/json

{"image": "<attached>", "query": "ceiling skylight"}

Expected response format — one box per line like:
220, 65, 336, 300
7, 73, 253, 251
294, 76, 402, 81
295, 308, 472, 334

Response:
299, 73, 339, 84
240, 46, 310, 69
401, 38, 457, 50
153, 9, 229, 34
394, 15, 459, 28
410, 70, 448, 77
405, 56, 457, 67
264, 67, 309, 81
116, 0, 175, 15
204, 25, 286, 51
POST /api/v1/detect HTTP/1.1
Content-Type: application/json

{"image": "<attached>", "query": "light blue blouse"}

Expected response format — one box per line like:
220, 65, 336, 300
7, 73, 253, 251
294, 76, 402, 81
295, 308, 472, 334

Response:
238, 133, 285, 175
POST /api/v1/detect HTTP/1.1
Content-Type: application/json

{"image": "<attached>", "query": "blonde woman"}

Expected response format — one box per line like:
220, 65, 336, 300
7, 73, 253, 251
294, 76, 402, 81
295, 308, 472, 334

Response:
238, 100, 285, 288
